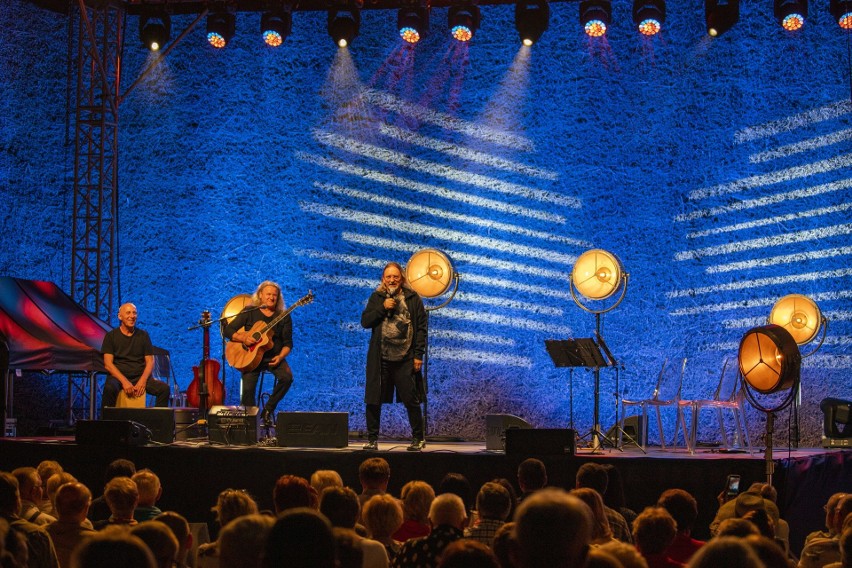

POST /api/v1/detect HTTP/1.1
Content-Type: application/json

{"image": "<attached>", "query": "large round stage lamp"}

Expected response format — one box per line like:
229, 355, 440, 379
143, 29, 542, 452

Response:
220, 293, 252, 338
768, 294, 827, 356
738, 324, 801, 397
570, 249, 628, 317
406, 249, 460, 310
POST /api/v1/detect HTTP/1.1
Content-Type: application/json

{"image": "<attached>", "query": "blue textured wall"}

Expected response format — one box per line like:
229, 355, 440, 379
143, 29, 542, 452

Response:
1, 0, 850, 445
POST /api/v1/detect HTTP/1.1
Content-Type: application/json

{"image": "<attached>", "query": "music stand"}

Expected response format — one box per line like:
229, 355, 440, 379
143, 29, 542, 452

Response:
546, 337, 615, 452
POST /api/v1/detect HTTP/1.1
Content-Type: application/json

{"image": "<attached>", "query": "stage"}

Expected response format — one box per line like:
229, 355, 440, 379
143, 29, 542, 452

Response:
0, 434, 849, 556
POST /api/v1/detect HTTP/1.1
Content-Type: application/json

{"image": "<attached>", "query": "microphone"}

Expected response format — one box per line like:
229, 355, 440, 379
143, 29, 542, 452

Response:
384, 289, 394, 318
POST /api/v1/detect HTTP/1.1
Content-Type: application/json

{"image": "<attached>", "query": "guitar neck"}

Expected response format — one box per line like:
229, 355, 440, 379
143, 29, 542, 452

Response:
257, 304, 296, 335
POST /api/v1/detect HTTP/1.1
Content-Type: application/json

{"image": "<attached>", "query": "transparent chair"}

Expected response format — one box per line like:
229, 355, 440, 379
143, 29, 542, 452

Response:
620, 358, 688, 450
679, 357, 752, 455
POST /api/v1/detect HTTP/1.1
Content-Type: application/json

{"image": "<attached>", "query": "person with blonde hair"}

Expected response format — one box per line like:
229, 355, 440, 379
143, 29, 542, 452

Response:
197, 489, 259, 568
218, 514, 275, 568
224, 280, 295, 426
45, 472, 78, 519
47, 482, 96, 568
395, 493, 467, 567
131, 470, 162, 522
311, 470, 344, 497
571, 488, 614, 546
12, 467, 55, 526
362, 494, 404, 562
392, 481, 434, 542
94, 477, 139, 530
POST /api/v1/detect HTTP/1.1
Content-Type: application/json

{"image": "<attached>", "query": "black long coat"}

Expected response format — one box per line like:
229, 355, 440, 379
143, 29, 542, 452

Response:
361, 285, 427, 405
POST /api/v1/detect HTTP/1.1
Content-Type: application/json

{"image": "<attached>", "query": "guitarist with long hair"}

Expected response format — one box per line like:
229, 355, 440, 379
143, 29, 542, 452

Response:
224, 280, 294, 426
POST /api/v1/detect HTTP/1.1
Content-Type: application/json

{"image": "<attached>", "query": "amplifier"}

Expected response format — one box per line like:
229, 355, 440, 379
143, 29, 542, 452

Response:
208, 406, 260, 446
823, 437, 851, 448
485, 414, 532, 451
102, 407, 176, 444
76, 420, 151, 446
277, 412, 349, 448
505, 428, 576, 455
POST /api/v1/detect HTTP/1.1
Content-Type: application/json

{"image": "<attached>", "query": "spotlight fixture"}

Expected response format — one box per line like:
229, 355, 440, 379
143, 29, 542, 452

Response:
207, 12, 235, 48
830, 0, 852, 29
775, 0, 807, 31
768, 293, 827, 356
261, 10, 292, 47
705, 0, 739, 37
328, 8, 360, 47
580, 0, 611, 37
139, 14, 171, 51
515, 0, 550, 46
633, 0, 665, 36
398, 7, 429, 44
448, 5, 480, 42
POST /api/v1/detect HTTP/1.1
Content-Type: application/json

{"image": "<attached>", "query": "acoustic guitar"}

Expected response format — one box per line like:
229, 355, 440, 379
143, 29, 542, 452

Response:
225, 291, 314, 372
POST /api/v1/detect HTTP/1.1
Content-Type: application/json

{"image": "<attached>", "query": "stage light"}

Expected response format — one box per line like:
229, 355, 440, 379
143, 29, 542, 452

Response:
633, 0, 665, 36
705, 0, 739, 36
328, 8, 360, 47
398, 7, 429, 44
739, 325, 801, 395
139, 14, 171, 51
515, 0, 550, 46
571, 249, 625, 302
768, 293, 828, 358
830, 0, 852, 29
261, 10, 292, 47
580, 0, 611, 38
448, 5, 480, 42
775, 0, 807, 31
207, 12, 235, 48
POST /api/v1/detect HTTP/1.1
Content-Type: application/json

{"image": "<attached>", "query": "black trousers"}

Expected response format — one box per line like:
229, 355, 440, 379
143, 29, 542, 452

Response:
102, 376, 170, 408
366, 358, 424, 442
241, 360, 293, 417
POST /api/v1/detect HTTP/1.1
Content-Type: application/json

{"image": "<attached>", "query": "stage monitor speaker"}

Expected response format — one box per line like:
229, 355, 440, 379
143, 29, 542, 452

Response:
485, 414, 532, 451
75, 420, 151, 446
208, 406, 260, 446
505, 428, 575, 455
174, 408, 203, 441
277, 412, 349, 448
606, 415, 646, 447
102, 407, 176, 444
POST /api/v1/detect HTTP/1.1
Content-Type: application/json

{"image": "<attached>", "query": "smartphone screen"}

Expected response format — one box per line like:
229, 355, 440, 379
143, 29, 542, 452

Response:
726, 474, 741, 496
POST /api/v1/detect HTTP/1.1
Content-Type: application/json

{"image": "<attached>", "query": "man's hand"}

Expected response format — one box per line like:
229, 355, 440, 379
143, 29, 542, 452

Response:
133, 379, 147, 397
413, 358, 423, 372
269, 354, 284, 368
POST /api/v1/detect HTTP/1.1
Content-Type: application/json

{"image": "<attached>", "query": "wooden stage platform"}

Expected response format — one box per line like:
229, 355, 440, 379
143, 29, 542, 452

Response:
0, 434, 849, 557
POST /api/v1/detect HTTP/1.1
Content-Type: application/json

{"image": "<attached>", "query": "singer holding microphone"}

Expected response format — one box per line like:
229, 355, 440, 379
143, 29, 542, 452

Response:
361, 262, 427, 452
224, 280, 294, 426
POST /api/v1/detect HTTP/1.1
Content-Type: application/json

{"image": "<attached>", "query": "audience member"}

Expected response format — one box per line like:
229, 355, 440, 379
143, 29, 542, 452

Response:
743, 535, 794, 568
716, 517, 761, 539
571, 488, 615, 545
800, 496, 852, 568
491, 479, 519, 523
656, 489, 704, 564
576, 463, 633, 543
311, 470, 344, 497
392, 481, 434, 542
603, 465, 638, 530
632, 507, 683, 568
335, 528, 367, 568
742, 508, 775, 540
585, 548, 627, 568
0, 471, 61, 568
466, 482, 512, 547
710, 482, 781, 537
362, 494, 404, 562
131, 521, 179, 568
46, 482, 96, 568
806, 494, 847, 545
131, 471, 163, 522
394, 493, 466, 568
217, 514, 274, 568
437, 540, 500, 568
198, 489, 259, 568
319, 486, 389, 568
825, 525, 852, 568
93, 477, 139, 530
514, 487, 592, 568
272, 475, 318, 514
437, 474, 474, 521
153, 512, 192, 568
492, 522, 518, 568
70, 526, 155, 568
45, 473, 78, 521
11, 467, 56, 526
599, 540, 649, 568
516, 459, 547, 503
262, 508, 335, 568
359, 458, 391, 511
89, 459, 136, 523
36, 461, 64, 514
685, 536, 763, 568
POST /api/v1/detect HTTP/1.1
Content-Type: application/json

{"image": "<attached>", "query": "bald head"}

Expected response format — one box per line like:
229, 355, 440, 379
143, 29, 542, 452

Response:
118, 304, 139, 331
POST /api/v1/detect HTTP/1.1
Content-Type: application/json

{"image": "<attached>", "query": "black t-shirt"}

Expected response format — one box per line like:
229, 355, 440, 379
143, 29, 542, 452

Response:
101, 327, 154, 380
224, 307, 293, 361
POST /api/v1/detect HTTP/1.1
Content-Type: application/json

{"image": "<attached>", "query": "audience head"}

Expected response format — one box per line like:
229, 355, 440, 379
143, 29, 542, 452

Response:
517, 459, 547, 494
54, 482, 92, 522
514, 487, 593, 568
71, 526, 156, 568
11, 467, 41, 504
0, 472, 20, 516
601, 464, 628, 511
599, 540, 650, 568
492, 522, 518, 568
263, 507, 335, 568
632, 506, 677, 556
218, 513, 275, 568
104, 477, 139, 518
310, 470, 343, 496
131, 470, 162, 508
46, 472, 77, 511
685, 536, 763, 568
570, 487, 613, 543
358, 458, 390, 492
438, 473, 474, 514
429, 493, 467, 530
657, 488, 698, 534
214, 488, 259, 528
104, 459, 137, 485
400, 480, 435, 522
575, 463, 609, 495
741, 508, 775, 539
333, 528, 364, 568
438, 539, 500, 568
37, 460, 63, 488
839, 525, 852, 567
476, 482, 512, 522
834, 496, 852, 534
153, 511, 192, 565
130, 521, 179, 568
716, 517, 761, 539
491, 478, 519, 520
823, 493, 848, 534
361, 493, 403, 540
585, 549, 625, 568
273, 475, 318, 514
319, 486, 360, 529
743, 535, 791, 568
